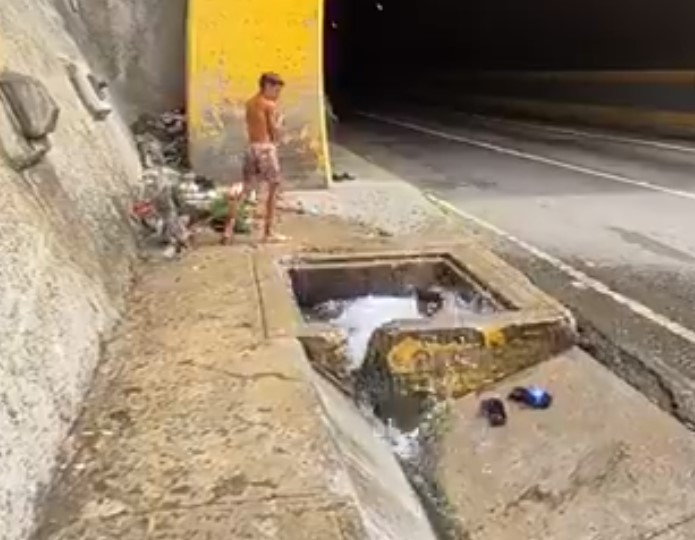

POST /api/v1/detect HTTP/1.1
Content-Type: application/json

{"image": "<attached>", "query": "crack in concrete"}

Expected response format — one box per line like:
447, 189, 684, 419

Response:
636, 511, 695, 540
503, 442, 628, 516
189, 362, 300, 384
229, 412, 275, 433
251, 253, 270, 340
34, 492, 353, 539
609, 227, 695, 265
209, 473, 280, 502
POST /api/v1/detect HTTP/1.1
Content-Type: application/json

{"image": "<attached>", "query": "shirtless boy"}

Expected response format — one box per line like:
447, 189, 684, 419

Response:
223, 72, 286, 243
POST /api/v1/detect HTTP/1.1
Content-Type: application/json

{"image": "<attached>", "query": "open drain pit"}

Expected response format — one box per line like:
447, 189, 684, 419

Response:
289, 250, 574, 406
284, 249, 576, 538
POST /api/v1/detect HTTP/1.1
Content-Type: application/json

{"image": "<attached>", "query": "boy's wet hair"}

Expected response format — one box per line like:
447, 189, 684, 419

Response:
259, 72, 285, 89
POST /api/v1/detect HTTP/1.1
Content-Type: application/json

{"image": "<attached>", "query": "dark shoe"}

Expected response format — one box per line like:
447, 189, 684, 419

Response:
333, 172, 356, 182
480, 398, 507, 427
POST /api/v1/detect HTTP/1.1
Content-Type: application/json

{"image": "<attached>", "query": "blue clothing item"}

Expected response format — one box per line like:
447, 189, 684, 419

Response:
508, 386, 553, 409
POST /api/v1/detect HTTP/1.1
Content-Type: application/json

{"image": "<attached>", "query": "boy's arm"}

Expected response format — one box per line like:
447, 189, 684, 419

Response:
266, 102, 282, 143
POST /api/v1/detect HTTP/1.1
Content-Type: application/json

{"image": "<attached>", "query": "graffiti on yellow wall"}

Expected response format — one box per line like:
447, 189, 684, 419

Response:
384, 329, 510, 396
387, 328, 507, 375
387, 337, 477, 376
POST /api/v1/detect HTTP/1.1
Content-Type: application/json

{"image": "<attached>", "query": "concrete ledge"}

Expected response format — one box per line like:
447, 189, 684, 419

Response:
436, 348, 695, 540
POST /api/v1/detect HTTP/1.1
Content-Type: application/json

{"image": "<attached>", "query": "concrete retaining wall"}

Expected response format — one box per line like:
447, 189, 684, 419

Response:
55, 0, 187, 122
0, 2, 141, 539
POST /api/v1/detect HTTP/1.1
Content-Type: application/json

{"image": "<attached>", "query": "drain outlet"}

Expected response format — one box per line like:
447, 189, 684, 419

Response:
288, 249, 574, 402
282, 248, 576, 539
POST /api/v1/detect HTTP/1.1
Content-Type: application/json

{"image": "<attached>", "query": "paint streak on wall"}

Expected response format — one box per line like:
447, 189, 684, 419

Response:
188, 0, 329, 187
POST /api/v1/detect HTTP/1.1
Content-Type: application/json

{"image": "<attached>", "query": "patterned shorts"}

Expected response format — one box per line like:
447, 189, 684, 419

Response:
242, 144, 281, 185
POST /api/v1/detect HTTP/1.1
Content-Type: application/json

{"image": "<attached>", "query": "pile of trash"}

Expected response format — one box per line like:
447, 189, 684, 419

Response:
132, 109, 188, 169
129, 108, 252, 258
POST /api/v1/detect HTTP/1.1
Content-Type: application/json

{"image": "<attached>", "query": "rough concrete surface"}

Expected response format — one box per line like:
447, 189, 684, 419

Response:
438, 349, 695, 540
288, 145, 450, 236
55, 0, 187, 120
32, 215, 436, 540
308, 374, 437, 539
0, 2, 141, 538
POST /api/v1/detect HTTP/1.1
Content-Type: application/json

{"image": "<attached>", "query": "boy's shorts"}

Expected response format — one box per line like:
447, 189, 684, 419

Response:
242, 143, 281, 185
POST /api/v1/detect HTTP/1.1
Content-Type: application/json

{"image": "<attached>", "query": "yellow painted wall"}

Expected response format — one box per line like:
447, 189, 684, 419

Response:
187, 0, 329, 187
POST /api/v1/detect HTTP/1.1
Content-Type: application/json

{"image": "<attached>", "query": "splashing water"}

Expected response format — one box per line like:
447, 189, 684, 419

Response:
332, 295, 424, 369
383, 420, 421, 462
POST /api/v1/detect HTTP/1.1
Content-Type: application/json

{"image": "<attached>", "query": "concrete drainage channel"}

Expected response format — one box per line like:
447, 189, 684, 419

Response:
258, 245, 576, 539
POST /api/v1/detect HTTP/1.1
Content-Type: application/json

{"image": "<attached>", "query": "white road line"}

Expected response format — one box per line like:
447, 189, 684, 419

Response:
359, 111, 695, 202
426, 193, 695, 345
469, 113, 695, 155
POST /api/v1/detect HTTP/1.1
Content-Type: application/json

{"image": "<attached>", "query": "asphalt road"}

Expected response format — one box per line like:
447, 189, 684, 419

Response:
336, 107, 695, 424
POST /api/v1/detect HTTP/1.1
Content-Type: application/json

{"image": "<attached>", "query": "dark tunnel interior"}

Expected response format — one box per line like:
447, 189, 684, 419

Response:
324, 0, 695, 122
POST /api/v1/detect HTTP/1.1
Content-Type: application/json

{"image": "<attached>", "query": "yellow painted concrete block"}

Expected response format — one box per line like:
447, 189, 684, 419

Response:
482, 327, 506, 348
381, 323, 565, 398
187, 0, 329, 187
385, 337, 493, 396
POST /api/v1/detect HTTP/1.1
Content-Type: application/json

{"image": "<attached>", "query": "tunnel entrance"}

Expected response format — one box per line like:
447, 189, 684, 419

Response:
323, 0, 695, 137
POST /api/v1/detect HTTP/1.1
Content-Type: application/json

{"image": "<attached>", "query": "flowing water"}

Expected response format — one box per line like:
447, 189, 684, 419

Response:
306, 292, 489, 458
304, 292, 486, 538
308, 291, 494, 370
333, 295, 424, 369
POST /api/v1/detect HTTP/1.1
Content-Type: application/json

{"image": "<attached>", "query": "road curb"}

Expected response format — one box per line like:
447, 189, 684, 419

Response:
424, 191, 695, 429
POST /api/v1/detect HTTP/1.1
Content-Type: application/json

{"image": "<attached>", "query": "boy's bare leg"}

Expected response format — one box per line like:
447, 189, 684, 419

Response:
262, 181, 287, 242
221, 183, 253, 244
253, 183, 266, 221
